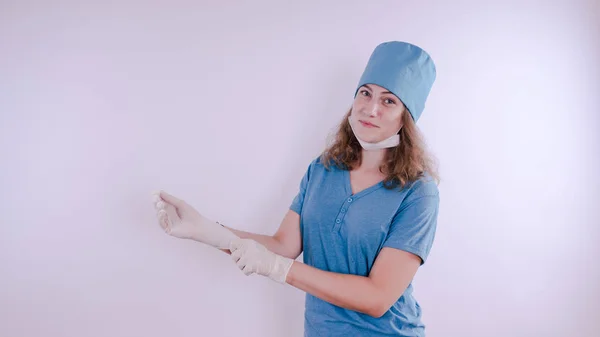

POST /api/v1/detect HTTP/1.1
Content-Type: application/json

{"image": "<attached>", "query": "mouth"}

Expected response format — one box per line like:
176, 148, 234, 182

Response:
359, 120, 379, 128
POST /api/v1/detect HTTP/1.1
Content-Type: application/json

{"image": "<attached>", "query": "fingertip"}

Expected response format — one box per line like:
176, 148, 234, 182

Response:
158, 190, 180, 207
159, 215, 169, 232
152, 190, 163, 202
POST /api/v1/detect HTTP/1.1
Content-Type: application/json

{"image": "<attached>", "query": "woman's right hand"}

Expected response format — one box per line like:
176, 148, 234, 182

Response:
153, 190, 239, 250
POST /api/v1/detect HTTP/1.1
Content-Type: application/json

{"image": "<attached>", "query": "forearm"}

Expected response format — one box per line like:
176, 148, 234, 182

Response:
286, 261, 384, 317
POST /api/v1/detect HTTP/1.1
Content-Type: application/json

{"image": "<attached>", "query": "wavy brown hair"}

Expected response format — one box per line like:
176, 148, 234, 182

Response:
321, 107, 439, 190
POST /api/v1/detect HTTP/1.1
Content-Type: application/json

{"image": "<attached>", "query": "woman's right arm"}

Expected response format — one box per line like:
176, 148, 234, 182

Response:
220, 210, 302, 260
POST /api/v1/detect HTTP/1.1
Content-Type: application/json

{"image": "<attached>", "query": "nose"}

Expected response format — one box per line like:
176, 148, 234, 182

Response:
364, 100, 381, 117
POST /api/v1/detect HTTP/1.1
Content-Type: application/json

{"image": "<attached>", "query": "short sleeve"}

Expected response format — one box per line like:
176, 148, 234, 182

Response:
383, 193, 439, 265
289, 160, 314, 215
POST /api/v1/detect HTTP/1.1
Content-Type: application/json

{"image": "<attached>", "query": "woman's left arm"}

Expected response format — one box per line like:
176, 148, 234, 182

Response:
229, 192, 438, 318
286, 247, 421, 318
229, 238, 421, 318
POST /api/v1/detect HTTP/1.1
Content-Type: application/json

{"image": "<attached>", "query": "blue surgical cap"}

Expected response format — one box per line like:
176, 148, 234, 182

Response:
355, 41, 437, 122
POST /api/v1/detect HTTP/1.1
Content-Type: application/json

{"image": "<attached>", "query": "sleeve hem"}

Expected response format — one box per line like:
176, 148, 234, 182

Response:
381, 243, 428, 265
289, 205, 301, 215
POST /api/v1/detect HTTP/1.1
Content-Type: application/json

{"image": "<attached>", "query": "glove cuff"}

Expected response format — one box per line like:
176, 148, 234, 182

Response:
203, 220, 240, 250
269, 254, 294, 284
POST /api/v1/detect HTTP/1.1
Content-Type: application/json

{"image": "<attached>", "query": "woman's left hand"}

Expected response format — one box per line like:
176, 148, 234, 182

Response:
229, 238, 294, 284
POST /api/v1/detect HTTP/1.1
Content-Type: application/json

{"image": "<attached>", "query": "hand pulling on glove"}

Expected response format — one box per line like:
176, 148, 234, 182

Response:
229, 238, 294, 284
152, 190, 238, 250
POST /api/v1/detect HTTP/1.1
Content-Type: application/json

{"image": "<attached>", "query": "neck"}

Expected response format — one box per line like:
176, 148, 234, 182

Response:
358, 149, 386, 172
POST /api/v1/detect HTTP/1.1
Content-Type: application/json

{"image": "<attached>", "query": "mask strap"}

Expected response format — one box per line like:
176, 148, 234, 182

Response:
348, 116, 401, 150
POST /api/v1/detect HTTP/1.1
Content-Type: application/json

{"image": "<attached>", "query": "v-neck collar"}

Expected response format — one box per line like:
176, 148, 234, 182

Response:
343, 169, 384, 199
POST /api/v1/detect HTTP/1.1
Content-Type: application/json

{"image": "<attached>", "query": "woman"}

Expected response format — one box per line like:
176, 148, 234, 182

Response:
153, 40, 440, 336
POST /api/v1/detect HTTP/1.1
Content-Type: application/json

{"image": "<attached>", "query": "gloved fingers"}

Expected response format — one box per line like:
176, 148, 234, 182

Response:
159, 191, 185, 209
164, 203, 180, 222
157, 209, 167, 222
152, 191, 162, 204
157, 209, 171, 233
242, 264, 254, 276
230, 247, 243, 262
155, 200, 166, 211
235, 254, 254, 276
236, 254, 249, 270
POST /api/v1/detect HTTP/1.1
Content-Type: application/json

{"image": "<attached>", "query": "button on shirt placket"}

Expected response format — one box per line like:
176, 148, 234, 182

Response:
333, 197, 353, 232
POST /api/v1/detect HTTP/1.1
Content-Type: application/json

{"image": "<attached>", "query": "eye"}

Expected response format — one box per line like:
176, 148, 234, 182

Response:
360, 89, 371, 97
384, 98, 396, 105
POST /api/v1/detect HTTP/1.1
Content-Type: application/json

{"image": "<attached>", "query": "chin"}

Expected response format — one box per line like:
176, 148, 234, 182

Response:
357, 132, 382, 143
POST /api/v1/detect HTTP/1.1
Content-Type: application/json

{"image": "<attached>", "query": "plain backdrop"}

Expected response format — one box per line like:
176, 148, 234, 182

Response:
1, 1, 599, 336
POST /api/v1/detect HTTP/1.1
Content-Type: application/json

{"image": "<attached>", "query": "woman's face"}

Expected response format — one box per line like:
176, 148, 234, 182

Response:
350, 84, 406, 143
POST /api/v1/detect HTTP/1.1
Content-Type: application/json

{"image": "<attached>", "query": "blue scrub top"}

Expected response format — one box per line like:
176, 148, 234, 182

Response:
290, 155, 439, 337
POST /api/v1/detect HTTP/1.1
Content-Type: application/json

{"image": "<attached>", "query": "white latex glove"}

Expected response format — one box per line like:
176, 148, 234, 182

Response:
152, 190, 238, 250
229, 238, 294, 284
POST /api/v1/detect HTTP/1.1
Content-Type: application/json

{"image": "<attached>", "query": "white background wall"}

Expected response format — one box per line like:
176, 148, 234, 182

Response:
1, 1, 599, 336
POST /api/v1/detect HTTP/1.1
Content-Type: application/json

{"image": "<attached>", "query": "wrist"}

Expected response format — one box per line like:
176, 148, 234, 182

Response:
189, 219, 221, 246
270, 254, 294, 284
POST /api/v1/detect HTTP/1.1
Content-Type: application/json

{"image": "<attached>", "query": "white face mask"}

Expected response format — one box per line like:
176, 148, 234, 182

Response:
348, 116, 401, 151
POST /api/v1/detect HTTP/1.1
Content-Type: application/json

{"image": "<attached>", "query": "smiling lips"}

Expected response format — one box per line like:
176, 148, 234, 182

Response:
359, 120, 379, 128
